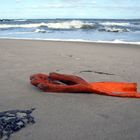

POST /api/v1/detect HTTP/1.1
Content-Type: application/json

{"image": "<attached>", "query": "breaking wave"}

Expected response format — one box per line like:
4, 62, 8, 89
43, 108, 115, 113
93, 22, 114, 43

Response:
0, 23, 45, 28
0, 20, 96, 29
100, 22, 130, 26
45, 20, 96, 29
0, 19, 139, 34
34, 29, 46, 33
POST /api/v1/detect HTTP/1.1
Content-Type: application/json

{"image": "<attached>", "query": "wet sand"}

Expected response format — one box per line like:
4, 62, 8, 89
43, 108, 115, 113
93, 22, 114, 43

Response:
0, 39, 140, 140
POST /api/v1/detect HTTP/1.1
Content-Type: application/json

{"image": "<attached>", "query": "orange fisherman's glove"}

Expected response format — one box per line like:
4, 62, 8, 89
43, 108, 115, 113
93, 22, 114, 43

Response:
30, 72, 140, 98
30, 72, 93, 93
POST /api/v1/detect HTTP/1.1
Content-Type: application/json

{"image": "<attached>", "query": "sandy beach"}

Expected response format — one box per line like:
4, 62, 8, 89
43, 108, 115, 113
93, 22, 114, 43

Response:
0, 39, 140, 140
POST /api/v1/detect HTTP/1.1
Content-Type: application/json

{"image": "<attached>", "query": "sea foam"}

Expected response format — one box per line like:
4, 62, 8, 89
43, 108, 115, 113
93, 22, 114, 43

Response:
0, 20, 95, 29
100, 22, 130, 26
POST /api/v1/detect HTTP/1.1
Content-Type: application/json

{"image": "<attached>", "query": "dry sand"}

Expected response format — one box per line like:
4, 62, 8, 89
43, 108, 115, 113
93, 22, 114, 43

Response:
0, 39, 140, 140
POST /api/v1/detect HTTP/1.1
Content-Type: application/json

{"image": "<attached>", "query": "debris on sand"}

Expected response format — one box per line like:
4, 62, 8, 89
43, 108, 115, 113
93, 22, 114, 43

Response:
0, 108, 35, 140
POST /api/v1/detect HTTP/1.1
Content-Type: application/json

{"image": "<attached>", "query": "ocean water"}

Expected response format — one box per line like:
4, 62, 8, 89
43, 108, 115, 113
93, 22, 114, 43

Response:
0, 19, 140, 43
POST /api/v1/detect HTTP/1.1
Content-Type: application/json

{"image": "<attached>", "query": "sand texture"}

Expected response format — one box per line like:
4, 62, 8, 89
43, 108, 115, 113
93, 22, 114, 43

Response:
0, 39, 140, 140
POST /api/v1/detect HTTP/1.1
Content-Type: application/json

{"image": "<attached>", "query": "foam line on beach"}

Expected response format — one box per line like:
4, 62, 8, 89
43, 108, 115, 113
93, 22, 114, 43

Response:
0, 37, 140, 45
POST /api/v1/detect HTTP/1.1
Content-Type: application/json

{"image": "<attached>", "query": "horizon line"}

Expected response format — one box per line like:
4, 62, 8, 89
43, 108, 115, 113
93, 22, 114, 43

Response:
1, 18, 140, 20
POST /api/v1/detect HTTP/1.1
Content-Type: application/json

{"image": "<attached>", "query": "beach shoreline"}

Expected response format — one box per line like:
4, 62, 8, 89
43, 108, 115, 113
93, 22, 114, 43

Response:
0, 39, 140, 140
1, 37, 140, 45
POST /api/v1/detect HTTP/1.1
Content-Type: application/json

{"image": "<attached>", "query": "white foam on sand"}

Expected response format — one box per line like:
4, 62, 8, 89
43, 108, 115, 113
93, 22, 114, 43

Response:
0, 37, 140, 45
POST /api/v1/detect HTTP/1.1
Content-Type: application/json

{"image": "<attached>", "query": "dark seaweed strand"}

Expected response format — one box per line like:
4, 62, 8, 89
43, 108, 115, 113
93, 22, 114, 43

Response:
0, 108, 35, 140
79, 70, 115, 75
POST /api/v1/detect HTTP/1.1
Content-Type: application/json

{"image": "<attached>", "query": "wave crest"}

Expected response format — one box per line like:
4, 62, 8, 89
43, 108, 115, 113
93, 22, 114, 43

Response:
45, 20, 96, 29
34, 29, 46, 33
0, 20, 96, 29
100, 22, 130, 26
0, 23, 44, 28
